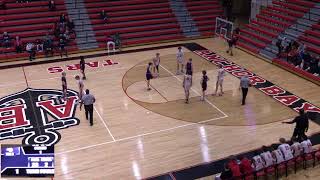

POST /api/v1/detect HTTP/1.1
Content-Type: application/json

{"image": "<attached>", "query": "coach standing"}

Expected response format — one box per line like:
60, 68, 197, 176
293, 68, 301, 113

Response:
80, 89, 96, 126
239, 75, 251, 105
282, 109, 309, 141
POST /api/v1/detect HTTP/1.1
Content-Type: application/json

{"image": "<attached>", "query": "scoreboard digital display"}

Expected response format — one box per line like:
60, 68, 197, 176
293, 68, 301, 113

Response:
1, 144, 54, 177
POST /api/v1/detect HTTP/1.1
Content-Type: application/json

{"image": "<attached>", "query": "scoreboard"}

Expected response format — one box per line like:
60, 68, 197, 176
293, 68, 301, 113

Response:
1, 144, 54, 177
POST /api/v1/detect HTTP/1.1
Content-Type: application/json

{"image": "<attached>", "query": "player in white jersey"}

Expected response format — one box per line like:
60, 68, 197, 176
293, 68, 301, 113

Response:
252, 151, 265, 171
153, 53, 160, 77
183, 74, 192, 104
213, 65, 225, 96
301, 139, 313, 154
260, 146, 275, 168
278, 138, 294, 161
291, 139, 302, 157
272, 147, 285, 164
75, 75, 84, 103
176, 47, 184, 74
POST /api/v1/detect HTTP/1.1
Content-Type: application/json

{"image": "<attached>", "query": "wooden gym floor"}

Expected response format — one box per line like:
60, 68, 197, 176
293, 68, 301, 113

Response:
1, 38, 320, 180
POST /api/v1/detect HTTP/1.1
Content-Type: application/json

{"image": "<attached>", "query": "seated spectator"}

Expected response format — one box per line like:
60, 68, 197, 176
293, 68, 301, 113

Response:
100, 10, 108, 21
239, 155, 253, 176
14, 36, 23, 53
276, 38, 283, 57
59, 38, 67, 58
43, 34, 53, 57
26, 42, 35, 61
59, 13, 66, 23
0, 0, 6, 10
291, 138, 302, 158
260, 146, 275, 168
48, 0, 55, 11
35, 39, 43, 52
301, 138, 313, 154
271, 145, 285, 165
227, 155, 241, 178
252, 151, 265, 171
215, 163, 233, 180
278, 138, 294, 161
2, 32, 11, 48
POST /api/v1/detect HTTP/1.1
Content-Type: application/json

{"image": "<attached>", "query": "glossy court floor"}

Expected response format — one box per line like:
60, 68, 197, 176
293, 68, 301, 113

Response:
1, 38, 320, 180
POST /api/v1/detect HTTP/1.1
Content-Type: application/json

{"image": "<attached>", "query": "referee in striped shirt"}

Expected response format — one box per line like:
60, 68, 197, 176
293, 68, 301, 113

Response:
80, 89, 96, 126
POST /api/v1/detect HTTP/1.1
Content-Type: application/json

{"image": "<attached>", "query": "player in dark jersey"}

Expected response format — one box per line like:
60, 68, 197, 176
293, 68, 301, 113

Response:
61, 72, 67, 100
200, 70, 209, 101
146, 62, 153, 91
80, 56, 86, 80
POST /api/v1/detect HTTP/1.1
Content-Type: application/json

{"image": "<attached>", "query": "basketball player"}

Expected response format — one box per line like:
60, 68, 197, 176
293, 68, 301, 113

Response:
153, 53, 160, 77
200, 70, 209, 101
278, 138, 294, 161
260, 146, 275, 168
226, 30, 239, 56
252, 151, 265, 171
80, 56, 86, 80
146, 62, 153, 91
61, 72, 67, 100
291, 139, 302, 158
271, 145, 285, 165
214, 65, 225, 96
176, 46, 184, 74
185, 58, 193, 76
75, 75, 84, 103
301, 138, 313, 154
183, 74, 192, 104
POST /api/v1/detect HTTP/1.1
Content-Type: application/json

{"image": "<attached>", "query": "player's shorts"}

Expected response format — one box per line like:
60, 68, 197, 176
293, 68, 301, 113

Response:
177, 58, 184, 64
146, 73, 153, 80
202, 83, 207, 91
217, 79, 224, 85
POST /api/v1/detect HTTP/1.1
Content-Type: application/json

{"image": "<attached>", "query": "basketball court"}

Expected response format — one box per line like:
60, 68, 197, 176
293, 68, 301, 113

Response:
1, 38, 320, 179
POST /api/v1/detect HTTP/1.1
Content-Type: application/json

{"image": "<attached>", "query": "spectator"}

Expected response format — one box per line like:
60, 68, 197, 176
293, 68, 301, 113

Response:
26, 42, 35, 61
2, 32, 11, 48
271, 145, 285, 165
100, 10, 108, 21
276, 38, 282, 57
252, 151, 265, 171
112, 33, 121, 51
291, 138, 302, 158
278, 138, 294, 161
239, 156, 253, 176
43, 34, 53, 57
35, 39, 43, 52
14, 36, 23, 53
216, 163, 233, 180
260, 146, 275, 168
282, 109, 309, 141
59, 13, 66, 23
48, 0, 55, 11
227, 156, 241, 178
59, 38, 67, 58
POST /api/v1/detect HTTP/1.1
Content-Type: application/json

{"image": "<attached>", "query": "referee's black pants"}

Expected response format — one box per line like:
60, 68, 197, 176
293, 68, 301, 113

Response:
241, 88, 248, 105
84, 104, 93, 126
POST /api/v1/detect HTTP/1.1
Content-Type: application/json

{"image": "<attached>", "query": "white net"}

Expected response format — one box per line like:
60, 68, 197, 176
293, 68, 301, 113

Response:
215, 17, 234, 40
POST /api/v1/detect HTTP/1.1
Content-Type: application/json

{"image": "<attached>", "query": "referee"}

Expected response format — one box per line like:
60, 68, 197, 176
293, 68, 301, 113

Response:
80, 89, 96, 126
239, 75, 251, 105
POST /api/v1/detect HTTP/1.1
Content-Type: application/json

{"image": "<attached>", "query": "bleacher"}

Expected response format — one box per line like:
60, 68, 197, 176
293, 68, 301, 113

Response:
84, 0, 184, 48
185, 0, 223, 36
237, 0, 317, 54
0, 0, 78, 61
